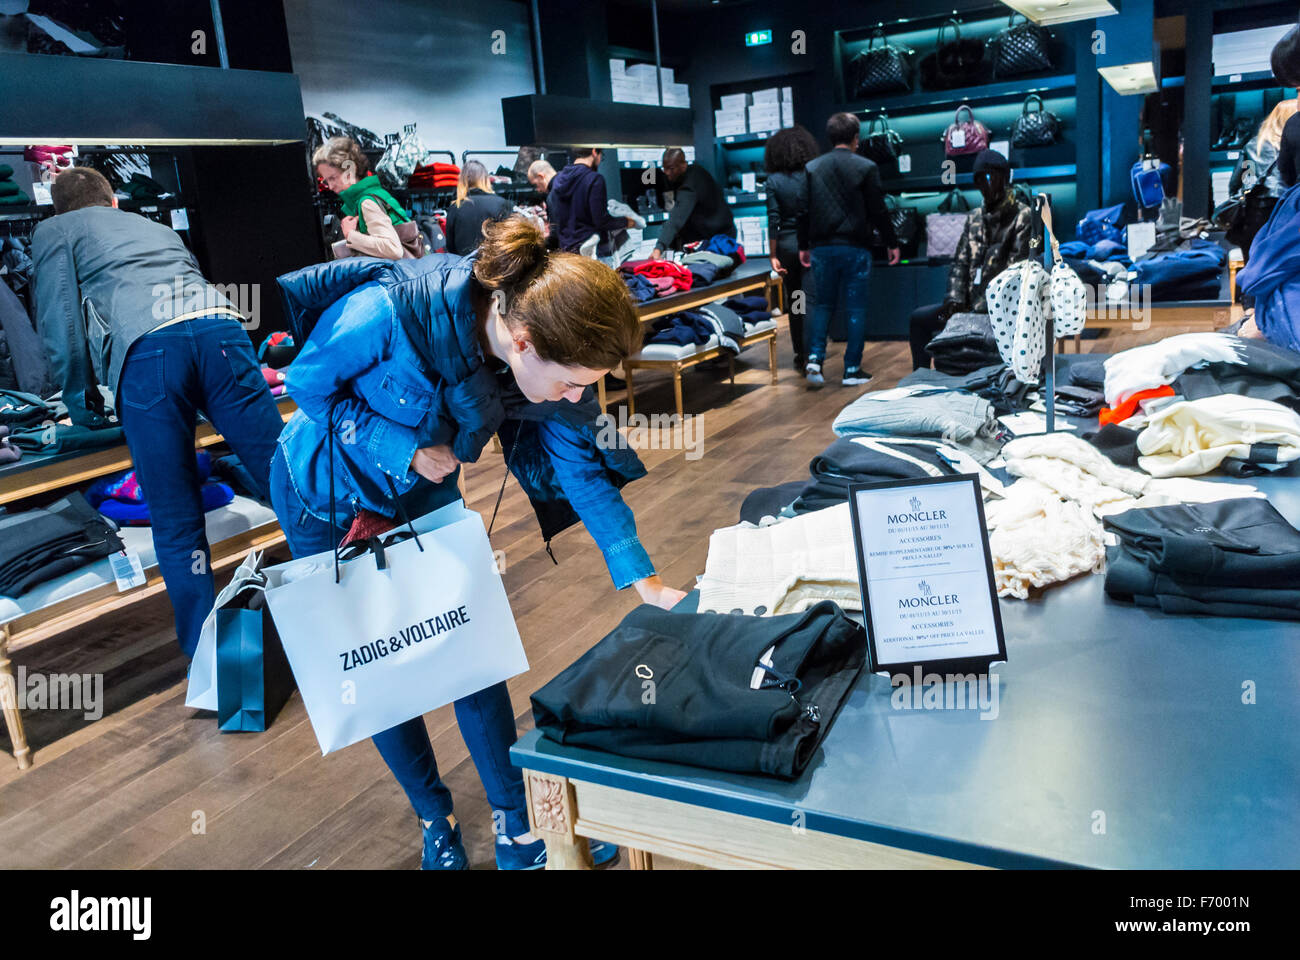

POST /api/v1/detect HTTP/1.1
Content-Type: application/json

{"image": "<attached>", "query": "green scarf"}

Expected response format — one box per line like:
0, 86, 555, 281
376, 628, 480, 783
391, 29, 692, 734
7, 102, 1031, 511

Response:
338, 175, 411, 234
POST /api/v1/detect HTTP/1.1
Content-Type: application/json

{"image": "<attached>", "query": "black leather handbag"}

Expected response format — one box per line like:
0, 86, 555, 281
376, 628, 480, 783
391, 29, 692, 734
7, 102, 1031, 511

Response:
873, 195, 922, 257
1011, 94, 1062, 148
988, 13, 1053, 78
1214, 159, 1281, 250
859, 113, 904, 165
849, 27, 913, 97
920, 19, 988, 90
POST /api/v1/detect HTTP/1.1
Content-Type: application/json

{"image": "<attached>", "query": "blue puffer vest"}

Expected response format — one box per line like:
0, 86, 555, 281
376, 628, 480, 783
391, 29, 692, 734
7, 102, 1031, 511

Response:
275, 254, 645, 543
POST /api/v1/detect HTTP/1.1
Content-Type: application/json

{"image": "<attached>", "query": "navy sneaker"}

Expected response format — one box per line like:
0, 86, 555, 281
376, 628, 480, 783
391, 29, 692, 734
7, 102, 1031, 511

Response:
495, 834, 621, 870
421, 818, 469, 870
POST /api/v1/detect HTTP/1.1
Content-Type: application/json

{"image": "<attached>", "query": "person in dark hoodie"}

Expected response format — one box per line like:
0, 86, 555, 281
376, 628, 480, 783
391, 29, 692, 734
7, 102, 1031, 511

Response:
548, 148, 634, 255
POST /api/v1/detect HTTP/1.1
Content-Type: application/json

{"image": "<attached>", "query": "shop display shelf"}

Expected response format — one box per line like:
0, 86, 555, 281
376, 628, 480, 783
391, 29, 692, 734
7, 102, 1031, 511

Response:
881, 163, 1076, 192
1210, 149, 1243, 166
840, 73, 1075, 118
1210, 69, 1288, 90
724, 191, 766, 206
716, 129, 780, 146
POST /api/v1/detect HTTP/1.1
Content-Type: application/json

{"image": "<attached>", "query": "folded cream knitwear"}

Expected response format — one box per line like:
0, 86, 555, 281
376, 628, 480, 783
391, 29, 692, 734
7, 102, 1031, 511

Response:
1102, 332, 1246, 408
1135, 394, 1300, 478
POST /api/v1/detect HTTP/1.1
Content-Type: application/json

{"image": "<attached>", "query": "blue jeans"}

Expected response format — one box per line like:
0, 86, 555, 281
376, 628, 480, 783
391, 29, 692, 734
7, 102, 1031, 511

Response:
118, 315, 284, 658
808, 244, 873, 371
267, 447, 530, 837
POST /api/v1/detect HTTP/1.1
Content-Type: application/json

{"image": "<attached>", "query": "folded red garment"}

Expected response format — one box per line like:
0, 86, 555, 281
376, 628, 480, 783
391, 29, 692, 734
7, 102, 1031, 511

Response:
648, 276, 677, 295
620, 259, 693, 291
1099, 385, 1175, 426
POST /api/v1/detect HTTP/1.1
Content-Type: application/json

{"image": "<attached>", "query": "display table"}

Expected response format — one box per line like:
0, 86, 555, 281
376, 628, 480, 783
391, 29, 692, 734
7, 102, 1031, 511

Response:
512, 471, 1300, 870
0, 396, 297, 770
599, 261, 783, 415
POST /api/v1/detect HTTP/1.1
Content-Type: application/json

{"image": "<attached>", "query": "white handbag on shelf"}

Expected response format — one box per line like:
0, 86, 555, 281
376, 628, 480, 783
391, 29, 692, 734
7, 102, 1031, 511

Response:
261, 501, 529, 754
985, 195, 1087, 385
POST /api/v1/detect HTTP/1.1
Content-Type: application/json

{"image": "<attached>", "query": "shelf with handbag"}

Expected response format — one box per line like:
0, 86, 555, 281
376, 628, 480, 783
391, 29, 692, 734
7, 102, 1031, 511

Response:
835, 9, 1070, 110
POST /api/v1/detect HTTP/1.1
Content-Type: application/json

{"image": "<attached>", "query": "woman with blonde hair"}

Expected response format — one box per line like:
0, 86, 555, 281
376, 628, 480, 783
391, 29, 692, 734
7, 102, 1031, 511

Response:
445, 159, 514, 255
313, 135, 417, 259
273, 215, 684, 870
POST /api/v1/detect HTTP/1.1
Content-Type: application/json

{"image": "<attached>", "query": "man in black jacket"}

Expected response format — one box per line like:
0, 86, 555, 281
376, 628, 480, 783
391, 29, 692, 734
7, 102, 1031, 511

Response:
547, 148, 634, 255
650, 148, 736, 257
798, 113, 898, 387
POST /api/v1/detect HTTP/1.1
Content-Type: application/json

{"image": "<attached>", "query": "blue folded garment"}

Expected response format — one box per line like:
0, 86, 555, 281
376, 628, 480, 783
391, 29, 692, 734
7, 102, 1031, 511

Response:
687, 261, 721, 285
724, 295, 769, 314
647, 312, 714, 346
1089, 238, 1129, 261
622, 273, 656, 303
1059, 241, 1090, 258
97, 481, 234, 526
703, 234, 742, 259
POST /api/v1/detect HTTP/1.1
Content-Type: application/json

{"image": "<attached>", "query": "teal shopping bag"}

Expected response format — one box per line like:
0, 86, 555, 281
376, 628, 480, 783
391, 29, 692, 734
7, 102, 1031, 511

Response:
215, 589, 295, 732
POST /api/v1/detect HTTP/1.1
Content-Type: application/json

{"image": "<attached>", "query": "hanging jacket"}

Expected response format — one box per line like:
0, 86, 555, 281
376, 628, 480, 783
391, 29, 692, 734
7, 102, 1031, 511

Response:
275, 254, 652, 586
531, 600, 867, 779
1238, 182, 1300, 353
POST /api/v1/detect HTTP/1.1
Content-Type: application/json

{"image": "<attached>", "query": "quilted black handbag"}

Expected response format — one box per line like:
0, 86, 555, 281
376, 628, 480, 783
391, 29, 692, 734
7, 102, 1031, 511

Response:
988, 13, 1053, 78
873, 195, 922, 257
1011, 94, 1062, 148
849, 27, 913, 97
859, 112, 904, 165
1214, 159, 1280, 250
920, 19, 988, 90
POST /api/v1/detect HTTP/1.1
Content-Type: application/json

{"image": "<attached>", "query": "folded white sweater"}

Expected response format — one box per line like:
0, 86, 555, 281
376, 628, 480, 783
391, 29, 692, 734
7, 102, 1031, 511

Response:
1102, 332, 1245, 407
1135, 394, 1300, 478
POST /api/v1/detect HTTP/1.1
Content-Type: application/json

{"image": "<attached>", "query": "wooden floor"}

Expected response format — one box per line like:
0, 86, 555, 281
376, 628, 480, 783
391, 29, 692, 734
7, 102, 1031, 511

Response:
0, 319, 1196, 869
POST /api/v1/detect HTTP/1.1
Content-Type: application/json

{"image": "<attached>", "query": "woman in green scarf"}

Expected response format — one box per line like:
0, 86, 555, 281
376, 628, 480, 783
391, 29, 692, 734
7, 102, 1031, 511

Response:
314, 136, 414, 259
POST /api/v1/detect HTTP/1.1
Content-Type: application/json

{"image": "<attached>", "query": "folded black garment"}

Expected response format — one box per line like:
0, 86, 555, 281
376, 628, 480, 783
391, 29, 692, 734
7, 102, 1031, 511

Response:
1068, 359, 1106, 390
1173, 337, 1300, 413
0, 388, 56, 429
8, 423, 124, 454
739, 480, 806, 525
926, 313, 1003, 376
1102, 499, 1300, 590
1054, 383, 1105, 416
531, 601, 867, 779
1105, 546, 1300, 620
1083, 423, 1141, 467
899, 364, 1004, 392
0, 492, 124, 597
795, 437, 959, 514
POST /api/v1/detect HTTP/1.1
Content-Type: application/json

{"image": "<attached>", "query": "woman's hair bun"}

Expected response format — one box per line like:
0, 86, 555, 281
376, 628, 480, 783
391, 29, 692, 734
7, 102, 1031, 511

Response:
474, 215, 547, 290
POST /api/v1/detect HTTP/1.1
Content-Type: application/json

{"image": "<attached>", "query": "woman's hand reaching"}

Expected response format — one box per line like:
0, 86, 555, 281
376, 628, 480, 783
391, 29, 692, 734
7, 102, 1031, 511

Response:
634, 575, 688, 610
410, 444, 460, 483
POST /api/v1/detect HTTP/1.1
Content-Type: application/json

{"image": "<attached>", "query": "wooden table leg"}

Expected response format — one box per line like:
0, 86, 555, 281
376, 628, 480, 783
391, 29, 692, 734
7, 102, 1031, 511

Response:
0, 625, 31, 770
628, 849, 655, 870
524, 769, 593, 870
597, 376, 607, 414
673, 368, 684, 422
728, 355, 736, 397
768, 334, 778, 383
625, 366, 636, 418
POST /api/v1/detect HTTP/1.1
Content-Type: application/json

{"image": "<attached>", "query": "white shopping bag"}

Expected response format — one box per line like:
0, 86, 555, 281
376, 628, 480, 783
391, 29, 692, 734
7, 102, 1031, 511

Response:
262, 501, 528, 755
186, 550, 266, 711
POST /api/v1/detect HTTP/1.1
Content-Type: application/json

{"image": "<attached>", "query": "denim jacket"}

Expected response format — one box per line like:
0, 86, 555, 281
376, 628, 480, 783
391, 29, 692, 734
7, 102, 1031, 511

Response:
276, 255, 654, 589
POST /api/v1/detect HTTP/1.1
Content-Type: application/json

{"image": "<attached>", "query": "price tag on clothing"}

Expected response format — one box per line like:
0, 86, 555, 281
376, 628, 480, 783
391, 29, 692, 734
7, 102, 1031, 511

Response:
31, 182, 52, 206
170, 208, 190, 231
898, 154, 912, 173
949, 129, 966, 149
1127, 221, 1156, 260
973, 267, 982, 285
110, 550, 147, 592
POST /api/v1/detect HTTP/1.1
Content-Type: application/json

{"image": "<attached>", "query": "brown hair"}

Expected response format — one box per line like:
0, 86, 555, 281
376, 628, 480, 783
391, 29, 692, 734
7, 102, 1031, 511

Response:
827, 112, 860, 147
312, 136, 369, 178
474, 216, 641, 371
51, 166, 114, 214
1256, 99, 1299, 151
455, 159, 493, 206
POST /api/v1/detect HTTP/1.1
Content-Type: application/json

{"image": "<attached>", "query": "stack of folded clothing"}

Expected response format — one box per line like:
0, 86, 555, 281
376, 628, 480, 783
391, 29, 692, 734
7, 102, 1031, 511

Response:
0, 493, 125, 598
619, 258, 693, 294
8, 422, 124, 454
645, 303, 744, 353
700, 233, 745, 263
85, 451, 234, 526
1104, 498, 1300, 620
899, 363, 1032, 413
531, 600, 866, 779
1173, 336, 1300, 413
262, 366, 288, 396
925, 312, 1003, 375
1130, 238, 1225, 302
408, 162, 460, 190
0, 164, 31, 206
0, 388, 56, 429
793, 437, 968, 513
680, 250, 734, 286
0, 424, 20, 464
1134, 394, 1300, 478
723, 295, 772, 326
1103, 332, 1245, 412
832, 385, 999, 447
1059, 238, 1131, 264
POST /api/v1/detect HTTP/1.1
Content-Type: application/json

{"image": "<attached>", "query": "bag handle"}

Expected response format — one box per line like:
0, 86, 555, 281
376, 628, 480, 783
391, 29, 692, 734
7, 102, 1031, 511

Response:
867, 26, 886, 51
1008, 12, 1028, 28
1022, 94, 1043, 115
954, 103, 974, 124
1039, 193, 1061, 264
938, 18, 961, 46
938, 189, 970, 213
